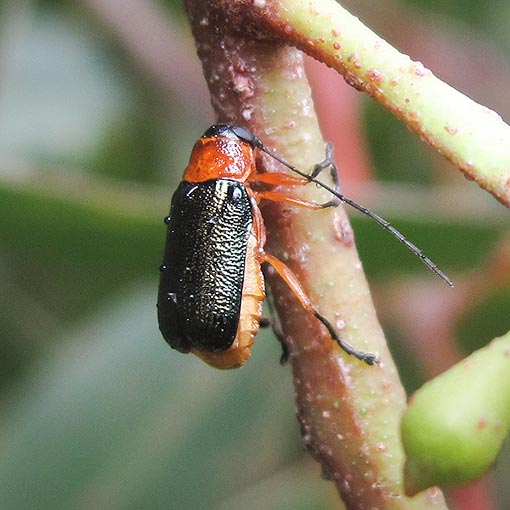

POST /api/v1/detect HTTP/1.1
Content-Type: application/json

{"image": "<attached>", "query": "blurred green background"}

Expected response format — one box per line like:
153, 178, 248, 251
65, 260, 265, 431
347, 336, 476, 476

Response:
0, 1, 508, 509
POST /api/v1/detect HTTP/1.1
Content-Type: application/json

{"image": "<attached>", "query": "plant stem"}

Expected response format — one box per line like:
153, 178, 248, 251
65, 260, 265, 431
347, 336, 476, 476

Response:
221, 0, 510, 207
184, 1, 449, 508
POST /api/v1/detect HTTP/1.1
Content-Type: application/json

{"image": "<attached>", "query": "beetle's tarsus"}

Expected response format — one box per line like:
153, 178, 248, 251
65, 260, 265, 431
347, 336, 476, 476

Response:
313, 310, 379, 366
308, 142, 342, 208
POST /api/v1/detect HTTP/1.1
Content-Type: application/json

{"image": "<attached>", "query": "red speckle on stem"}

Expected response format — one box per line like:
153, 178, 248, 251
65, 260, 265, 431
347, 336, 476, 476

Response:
477, 418, 488, 430
283, 120, 297, 129
333, 42, 341, 50
333, 213, 354, 245
444, 124, 459, 135
390, 77, 400, 86
310, 4, 320, 15
367, 68, 384, 84
382, 378, 392, 390
347, 53, 362, 69
332, 28, 341, 37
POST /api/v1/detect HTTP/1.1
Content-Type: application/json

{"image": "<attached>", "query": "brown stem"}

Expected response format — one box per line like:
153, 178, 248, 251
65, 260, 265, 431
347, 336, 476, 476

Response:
205, 0, 510, 207
184, 1, 448, 508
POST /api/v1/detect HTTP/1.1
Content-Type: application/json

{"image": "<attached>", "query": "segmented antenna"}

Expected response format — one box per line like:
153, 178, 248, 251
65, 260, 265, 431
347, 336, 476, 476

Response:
258, 145, 453, 287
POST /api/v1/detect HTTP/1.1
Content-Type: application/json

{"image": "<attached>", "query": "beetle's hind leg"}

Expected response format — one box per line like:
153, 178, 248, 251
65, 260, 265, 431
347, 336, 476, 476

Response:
261, 252, 378, 366
311, 312, 378, 365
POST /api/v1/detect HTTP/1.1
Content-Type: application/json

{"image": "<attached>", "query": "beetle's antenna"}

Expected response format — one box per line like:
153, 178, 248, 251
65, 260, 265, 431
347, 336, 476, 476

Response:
258, 145, 453, 287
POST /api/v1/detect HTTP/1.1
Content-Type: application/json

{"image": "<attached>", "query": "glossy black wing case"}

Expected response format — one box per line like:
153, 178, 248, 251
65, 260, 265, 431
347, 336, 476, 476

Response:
157, 179, 253, 353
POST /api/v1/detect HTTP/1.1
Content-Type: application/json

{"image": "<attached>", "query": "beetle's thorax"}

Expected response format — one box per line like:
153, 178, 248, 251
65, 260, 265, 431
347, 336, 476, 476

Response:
182, 136, 256, 183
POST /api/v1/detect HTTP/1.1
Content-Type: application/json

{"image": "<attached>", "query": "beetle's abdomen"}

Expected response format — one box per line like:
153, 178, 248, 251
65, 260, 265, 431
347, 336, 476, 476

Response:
158, 179, 253, 352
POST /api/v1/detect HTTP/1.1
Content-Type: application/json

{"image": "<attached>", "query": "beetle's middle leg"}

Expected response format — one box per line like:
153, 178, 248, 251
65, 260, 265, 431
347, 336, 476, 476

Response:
259, 313, 289, 365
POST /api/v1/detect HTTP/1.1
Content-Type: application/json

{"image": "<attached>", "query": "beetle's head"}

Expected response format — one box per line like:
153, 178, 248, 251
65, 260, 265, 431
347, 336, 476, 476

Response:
202, 124, 263, 149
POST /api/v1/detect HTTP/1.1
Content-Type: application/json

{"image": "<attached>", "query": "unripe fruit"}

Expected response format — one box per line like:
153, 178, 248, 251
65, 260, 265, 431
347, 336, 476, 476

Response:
402, 333, 510, 495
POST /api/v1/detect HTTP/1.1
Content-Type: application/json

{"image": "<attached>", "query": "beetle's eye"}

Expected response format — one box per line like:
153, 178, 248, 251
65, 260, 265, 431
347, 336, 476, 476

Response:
202, 124, 234, 139
231, 126, 262, 148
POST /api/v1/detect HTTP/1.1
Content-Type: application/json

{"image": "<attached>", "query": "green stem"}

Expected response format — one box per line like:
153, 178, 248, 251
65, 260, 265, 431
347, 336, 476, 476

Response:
184, 1, 448, 508
223, 0, 510, 207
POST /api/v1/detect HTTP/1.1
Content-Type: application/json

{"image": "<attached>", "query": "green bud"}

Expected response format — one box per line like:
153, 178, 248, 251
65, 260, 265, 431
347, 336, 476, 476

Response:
402, 332, 510, 495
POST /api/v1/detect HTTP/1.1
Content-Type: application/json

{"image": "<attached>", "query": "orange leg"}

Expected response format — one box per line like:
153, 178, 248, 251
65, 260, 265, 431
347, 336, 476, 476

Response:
249, 172, 308, 186
256, 191, 329, 211
247, 188, 267, 251
250, 169, 339, 210
255, 142, 342, 206
261, 252, 378, 366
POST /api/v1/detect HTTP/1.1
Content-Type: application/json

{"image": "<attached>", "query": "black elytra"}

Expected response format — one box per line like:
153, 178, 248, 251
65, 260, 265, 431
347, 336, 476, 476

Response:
157, 179, 253, 353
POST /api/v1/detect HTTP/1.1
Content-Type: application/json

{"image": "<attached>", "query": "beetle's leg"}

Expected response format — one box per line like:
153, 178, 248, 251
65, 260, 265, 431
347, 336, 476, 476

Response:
248, 190, 267, 251
262, 290, 290, 365
251, 173, 334, 210
252, 143, 341, 209
248, 200, 289, 364
259, 316, 289, 365
256, 143, 341, 206
255, 144, 340, 190
307, 142, 341, 207
261, 252, 378, 366
310, 143, 339, 187
256, 191, 333, 210
250, 172, 309, 187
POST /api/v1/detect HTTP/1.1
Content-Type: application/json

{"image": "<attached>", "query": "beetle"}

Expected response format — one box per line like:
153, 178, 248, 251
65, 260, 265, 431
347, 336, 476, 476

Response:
157, 124, 452, 369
